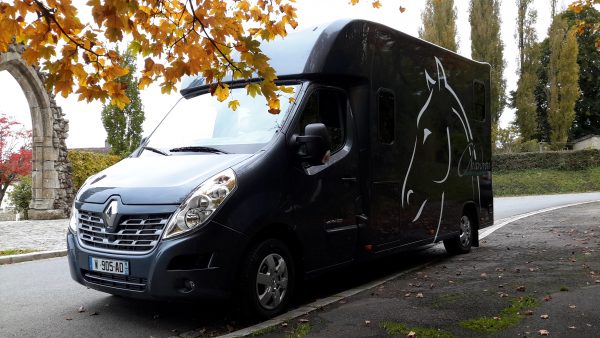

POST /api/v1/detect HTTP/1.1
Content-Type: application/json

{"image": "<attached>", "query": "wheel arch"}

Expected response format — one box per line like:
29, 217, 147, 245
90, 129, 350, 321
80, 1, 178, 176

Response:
238, 223, 305, 279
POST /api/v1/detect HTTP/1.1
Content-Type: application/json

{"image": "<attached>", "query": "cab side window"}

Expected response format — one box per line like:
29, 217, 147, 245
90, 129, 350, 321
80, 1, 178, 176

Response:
295, 89, 347, 152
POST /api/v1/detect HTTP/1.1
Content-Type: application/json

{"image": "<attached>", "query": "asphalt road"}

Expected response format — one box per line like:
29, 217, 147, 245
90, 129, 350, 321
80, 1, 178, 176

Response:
494, 192, 600, 220
1, 193, 599, 338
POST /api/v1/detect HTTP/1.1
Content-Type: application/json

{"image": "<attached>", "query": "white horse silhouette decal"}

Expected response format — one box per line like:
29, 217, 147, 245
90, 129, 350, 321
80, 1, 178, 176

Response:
401, 57, 480, 243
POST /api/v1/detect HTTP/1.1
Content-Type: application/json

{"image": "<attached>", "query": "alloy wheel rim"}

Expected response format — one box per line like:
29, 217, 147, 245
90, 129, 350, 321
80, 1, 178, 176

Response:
255, 253, 288, 310
459, 215, 471, 248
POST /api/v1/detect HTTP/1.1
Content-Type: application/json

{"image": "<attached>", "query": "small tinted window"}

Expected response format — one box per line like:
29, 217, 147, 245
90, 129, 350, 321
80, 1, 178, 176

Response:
295, 89, 346, 152
473, 81, 486, 121
378, 89, 395, 144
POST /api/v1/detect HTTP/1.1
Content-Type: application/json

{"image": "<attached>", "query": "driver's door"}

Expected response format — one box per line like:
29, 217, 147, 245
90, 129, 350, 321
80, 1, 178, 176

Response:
285, 87, 362, 272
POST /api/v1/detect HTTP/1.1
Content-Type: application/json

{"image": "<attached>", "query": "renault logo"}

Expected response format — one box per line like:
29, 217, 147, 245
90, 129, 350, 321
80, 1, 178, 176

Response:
104, 200, 119, 231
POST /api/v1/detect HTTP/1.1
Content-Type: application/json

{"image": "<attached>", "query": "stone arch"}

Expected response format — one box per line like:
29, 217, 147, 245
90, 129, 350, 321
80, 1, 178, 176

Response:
0, 44, 72, 219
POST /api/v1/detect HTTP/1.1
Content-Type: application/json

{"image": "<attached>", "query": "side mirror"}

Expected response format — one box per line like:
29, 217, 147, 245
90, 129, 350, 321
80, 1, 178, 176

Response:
292, 123, 331, 166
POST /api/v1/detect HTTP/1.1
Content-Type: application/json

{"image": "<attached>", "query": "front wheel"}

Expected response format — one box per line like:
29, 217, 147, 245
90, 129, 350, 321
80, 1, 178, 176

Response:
238, 238, 295, 319
443, 213, 474, 255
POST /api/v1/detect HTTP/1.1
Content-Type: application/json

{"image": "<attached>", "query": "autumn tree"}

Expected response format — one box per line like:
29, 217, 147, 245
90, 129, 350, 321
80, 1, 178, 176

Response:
568, 0, 600, 50
563, 7, 600, 139
514, 0, 539, 140
101, 48, 145, 157
469, 0, 506, 143
0, 0, 383, 112
419, 0, 459, 52
546, 16, 580, 149
0, 115, 32, 205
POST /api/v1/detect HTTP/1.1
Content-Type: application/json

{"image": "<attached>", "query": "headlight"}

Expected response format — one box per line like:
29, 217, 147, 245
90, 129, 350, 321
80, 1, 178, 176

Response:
163, 168, 237, 239
68, 204, 78, 233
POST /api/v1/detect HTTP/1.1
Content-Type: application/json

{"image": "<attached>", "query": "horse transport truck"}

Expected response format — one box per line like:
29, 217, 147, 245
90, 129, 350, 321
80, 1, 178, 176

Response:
67, 19, 493, 318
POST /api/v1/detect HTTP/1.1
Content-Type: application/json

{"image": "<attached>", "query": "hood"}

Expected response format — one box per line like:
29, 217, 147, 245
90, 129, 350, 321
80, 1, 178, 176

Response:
78, 154, 252, 205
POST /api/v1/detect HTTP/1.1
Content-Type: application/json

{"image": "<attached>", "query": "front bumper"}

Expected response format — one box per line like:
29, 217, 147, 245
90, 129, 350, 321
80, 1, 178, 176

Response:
67, 221, 246, 301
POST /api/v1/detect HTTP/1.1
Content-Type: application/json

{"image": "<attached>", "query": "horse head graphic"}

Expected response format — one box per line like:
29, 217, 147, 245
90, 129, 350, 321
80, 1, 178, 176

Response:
401, 57, 477, 241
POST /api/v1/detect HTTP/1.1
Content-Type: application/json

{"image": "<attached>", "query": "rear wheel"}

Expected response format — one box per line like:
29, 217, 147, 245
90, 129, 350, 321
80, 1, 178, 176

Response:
443, 212, 474, 255
239, 238, 295, 319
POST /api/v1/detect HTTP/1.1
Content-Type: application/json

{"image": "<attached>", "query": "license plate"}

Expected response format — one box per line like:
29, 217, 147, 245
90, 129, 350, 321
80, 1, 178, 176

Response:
89, 256, 129, 275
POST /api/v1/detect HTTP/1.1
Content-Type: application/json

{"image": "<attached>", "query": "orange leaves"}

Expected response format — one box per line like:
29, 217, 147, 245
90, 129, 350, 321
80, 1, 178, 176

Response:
267, 97, 281, 115
0, 0, 309, 112
212, 83, 230, 102
228, 100, 240, 111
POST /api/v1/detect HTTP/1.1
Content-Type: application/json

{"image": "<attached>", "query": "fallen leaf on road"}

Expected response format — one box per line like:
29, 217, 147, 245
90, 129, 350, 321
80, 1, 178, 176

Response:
538, 329, 549, 336
568, 326, 576, 329
365, 320, 371, 325
416, 293, 424, 298
65, 318, 72, 321
523, 310, 534, 316
480, 273, 488, 278
499, 293, 509, 298
544, 295, 552, 301
448, 280, 455, 284
569, 305, 576, 309
516, 286, 526, 292
405, 293, 411, 297
407, 331, 417, 337
540, 314, 549, 319
78, 305, 85, 313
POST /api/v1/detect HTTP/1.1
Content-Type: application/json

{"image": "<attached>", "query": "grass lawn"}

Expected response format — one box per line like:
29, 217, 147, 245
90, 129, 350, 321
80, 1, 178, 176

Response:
494, 166, 600, 196
0, 248, 39, 256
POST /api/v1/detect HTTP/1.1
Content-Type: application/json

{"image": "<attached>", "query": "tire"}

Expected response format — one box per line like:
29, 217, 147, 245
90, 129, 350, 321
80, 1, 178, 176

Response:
238, 238, 295, 319
443, 212, 474, 255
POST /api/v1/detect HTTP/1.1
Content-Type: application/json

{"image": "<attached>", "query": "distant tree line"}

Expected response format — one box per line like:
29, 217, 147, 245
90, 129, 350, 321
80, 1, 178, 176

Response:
419, 0, 598, 152
511, 4, 598, 150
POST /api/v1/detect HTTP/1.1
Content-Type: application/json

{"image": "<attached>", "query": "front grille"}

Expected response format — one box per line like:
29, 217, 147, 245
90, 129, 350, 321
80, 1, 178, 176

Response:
83, 270, 147, 291
77, 210, 170, 254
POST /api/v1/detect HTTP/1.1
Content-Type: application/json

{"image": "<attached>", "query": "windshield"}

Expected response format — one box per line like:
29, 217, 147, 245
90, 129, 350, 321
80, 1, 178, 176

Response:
144, 84, 300, 155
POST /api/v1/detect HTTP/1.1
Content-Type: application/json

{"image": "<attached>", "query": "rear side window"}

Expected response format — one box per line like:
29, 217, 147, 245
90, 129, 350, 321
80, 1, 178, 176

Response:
295, 89, 347, 152
378, 89, 395, 144
473, 81, 486, 121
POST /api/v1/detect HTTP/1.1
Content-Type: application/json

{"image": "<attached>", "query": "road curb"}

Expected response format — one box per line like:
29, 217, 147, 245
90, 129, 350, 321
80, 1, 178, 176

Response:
217, 260, 439, 338
0, 249, 67, 265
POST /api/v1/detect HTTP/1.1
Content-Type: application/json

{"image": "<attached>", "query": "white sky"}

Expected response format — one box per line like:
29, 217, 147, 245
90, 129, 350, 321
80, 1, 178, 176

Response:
0, 0, 563, 148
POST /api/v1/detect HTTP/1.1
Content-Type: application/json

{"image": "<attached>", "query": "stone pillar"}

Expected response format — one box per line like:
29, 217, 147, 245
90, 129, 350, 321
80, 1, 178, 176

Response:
0, 44, 73, 220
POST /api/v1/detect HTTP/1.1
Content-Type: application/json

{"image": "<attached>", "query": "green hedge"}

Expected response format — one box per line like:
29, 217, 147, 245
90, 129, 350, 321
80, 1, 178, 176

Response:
68, 150, 122, 190
493, 149, 600, 171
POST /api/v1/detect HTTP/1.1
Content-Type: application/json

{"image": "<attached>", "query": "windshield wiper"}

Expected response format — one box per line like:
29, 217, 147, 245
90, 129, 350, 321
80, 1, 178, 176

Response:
169, 146, 228, 154
142, 146, 170, 156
